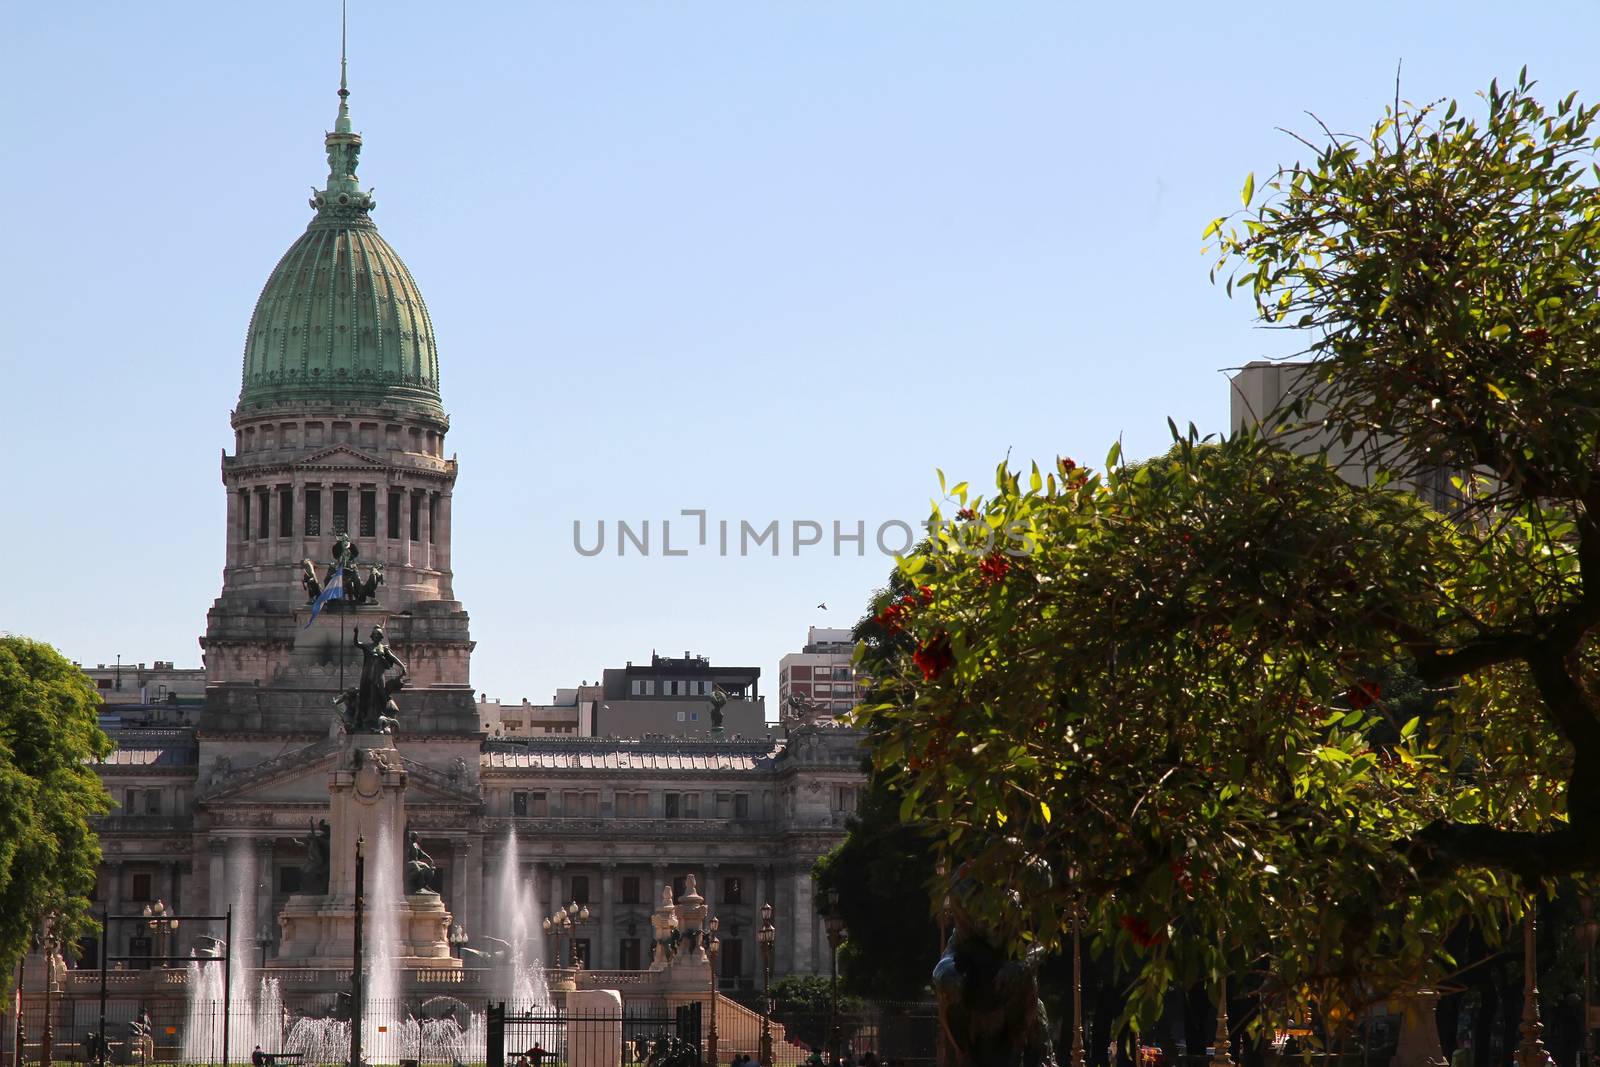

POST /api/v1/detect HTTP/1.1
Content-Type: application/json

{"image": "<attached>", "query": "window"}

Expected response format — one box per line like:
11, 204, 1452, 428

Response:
833, 785, 859, 814
241, 492, 251, 540
333, 490, 349, 534
258, 490, 271, 539
279, 867, 303, 894
429, 494, 438, 543
734, 794, 749, 819
571, 938, 590, 967
279, 489, 294, 537
715, 792, 733, 819
130, 872, 153, 901
620, 938, 641, 970
410, 492, 421, 541
583, 792, 600, 817
143, 790, 161, 815
631, 680, 643, 696
359, 490, 376, 537
570, 875, 590, 904
530, 792, 548, 817
388, 492, 401, 539
720, 938, 743, 982
622, 876, 641, 904
723, 877, 743, 904
664, 793, 680, 819
683, 793, 700, 818
673, 875, 687, 899
676, 711, 685, 722
306, 489, 322, 535
562, 790, 581, 816
512, 792, 528, 817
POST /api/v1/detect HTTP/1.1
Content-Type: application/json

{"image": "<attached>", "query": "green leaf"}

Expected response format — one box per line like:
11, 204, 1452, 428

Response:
1242, 172, 1256, 206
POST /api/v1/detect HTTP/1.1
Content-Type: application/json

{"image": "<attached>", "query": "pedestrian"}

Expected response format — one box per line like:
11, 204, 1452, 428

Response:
252, 1046, 265, 1067
531, 1041, 548, 1067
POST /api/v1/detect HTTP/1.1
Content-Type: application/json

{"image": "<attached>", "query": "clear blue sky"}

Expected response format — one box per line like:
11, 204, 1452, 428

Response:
2, 1, 1594, 703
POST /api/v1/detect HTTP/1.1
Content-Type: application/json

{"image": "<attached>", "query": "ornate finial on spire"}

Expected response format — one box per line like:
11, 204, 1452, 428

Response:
312, 0, 375, 219
335, 0, 352, 134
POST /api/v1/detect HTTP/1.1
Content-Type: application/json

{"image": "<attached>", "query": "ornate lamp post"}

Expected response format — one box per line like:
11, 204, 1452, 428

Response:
543, 901, 591, 970
1066, 872, 1087, 1067
823, 890, 848, 1067
1580, 899, 1598, 1067
706, 916, 721, 1066
41, 919, 57, 1067
758, 904, 776, 1067
141, 901, 178, 966
1516, 907, 1556, 1067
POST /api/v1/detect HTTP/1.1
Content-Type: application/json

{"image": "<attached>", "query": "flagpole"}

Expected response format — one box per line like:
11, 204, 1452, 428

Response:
339, 573, 346, 693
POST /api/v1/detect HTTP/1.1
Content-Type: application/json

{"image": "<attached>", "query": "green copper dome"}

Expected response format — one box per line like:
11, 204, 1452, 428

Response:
237, 79, 442, 417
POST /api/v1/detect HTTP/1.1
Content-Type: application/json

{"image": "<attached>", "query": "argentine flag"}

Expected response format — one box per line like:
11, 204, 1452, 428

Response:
304, 566, 344, 628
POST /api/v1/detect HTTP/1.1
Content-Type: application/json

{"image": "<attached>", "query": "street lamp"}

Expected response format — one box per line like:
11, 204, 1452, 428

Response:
142, 901, 178, 965
823, 889, 848, 1067
758, 904, 776, 1067
41, 919, 58, 1067
542, 901, 591, 969
449, 924, 469, 960
706, 916, 721, 1066
1579, 898, 1598, 1067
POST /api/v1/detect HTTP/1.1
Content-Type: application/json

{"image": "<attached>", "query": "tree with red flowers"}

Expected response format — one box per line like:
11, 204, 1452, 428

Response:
855, 72, 1600, 1029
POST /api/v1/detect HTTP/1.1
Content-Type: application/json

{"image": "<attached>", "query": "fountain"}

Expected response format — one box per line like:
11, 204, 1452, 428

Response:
493, 829, 553, 1011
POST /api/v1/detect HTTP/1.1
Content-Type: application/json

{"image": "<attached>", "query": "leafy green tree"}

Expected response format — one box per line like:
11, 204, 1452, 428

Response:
856, 72, 1600, 1030
0, 637, 114, 990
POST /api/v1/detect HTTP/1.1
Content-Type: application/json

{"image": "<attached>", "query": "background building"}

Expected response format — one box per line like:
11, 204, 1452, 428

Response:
597, 651, 769, 738
777, 627, 859, 722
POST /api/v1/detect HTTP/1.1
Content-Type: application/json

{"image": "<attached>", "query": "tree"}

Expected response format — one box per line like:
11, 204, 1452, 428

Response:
855, 73, 1600, 1029
0, 637, 114, 991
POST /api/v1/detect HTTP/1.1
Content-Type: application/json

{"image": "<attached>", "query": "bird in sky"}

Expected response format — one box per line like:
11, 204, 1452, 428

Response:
816, 603, 827, 610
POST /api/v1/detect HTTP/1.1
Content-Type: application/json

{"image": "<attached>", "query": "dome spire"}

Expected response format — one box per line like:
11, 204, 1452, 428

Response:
335, 0, 351, 135
311, 0, 375, 218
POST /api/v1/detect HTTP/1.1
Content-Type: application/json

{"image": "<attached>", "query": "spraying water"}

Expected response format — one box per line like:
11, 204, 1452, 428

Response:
366, 816, 405, 1063
494, 828, 552, 1010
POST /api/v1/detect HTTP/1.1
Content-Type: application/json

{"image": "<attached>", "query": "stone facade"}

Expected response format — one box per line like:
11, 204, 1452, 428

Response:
77, 70, 868, 996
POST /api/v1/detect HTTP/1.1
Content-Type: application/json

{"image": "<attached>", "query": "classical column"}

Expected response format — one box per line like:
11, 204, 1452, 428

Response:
600, 863, 617, 970
225, 492, 241, 567
706, 865, 720, 915
455, 839, 483, 950
419, 489, 433, 569
652, 862, 669, 905
791, 865, 816, 974
436, 493, 453, 574
208, 839, 228, 942
255, 840, 275, 960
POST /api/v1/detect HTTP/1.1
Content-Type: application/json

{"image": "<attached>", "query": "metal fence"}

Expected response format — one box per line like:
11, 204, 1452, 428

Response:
0, 994, 938, 1067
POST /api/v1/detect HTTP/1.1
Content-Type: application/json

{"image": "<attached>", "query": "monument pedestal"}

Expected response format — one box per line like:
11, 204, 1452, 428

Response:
271, 732, 460, 970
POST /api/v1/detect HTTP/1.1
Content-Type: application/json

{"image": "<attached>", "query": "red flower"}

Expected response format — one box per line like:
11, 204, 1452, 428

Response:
956, 507, 976, 521
1058, 456, 1077, 473
919, 585, 934, 605
1118, 914, 1165, 948
1526, 327, 1551, 346
1347, 680, 1382, 709
978, 552, 1011, 586
913, 632, 954, 681
875, 602, 906, 634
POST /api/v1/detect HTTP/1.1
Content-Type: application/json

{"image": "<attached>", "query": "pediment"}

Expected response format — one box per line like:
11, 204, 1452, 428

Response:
200, 739, 481, 807
298, 444, 386, 468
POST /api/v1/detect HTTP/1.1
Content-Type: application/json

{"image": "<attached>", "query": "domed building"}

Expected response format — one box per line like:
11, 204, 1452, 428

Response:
203, 68, 471, 694
59, 59, 875, 1062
